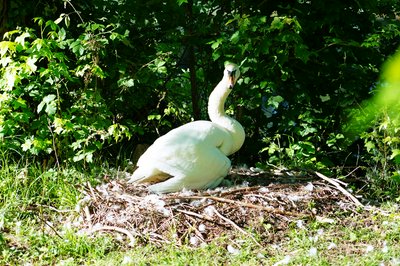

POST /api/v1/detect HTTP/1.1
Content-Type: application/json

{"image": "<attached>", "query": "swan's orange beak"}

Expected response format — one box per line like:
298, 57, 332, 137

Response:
228, 70, 236, 89
228, 76, 235, 89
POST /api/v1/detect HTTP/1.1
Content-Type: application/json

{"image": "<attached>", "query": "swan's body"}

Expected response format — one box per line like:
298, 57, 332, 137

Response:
129, 63, 245, 193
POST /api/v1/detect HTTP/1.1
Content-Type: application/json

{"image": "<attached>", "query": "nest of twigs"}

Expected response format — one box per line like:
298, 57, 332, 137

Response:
75, 167, 363, 247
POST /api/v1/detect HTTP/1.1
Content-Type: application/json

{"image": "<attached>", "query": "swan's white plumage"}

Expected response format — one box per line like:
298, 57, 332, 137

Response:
129, 63, 244, 193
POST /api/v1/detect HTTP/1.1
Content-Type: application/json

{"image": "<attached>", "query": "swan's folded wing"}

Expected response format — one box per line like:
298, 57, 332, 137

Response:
130, 120, 233, 192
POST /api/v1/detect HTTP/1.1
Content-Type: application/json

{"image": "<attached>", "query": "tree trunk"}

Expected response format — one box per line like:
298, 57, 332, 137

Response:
0, 0, 8, 39
186, 0, 201, 120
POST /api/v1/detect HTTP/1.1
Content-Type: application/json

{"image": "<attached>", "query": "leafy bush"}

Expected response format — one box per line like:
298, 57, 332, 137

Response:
0, 16, 131, 165
347, 50, 400, 197
205, 2, 400, 176
1, 0, 400, 198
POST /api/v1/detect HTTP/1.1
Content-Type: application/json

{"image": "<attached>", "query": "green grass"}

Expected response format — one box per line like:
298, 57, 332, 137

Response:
1, 157, 400, 265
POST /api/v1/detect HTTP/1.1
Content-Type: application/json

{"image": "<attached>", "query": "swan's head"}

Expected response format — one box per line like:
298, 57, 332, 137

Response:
224, 63, 240, 89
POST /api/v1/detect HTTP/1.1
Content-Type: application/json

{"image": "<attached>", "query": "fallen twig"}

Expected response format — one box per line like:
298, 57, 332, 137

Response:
176, 209, 212, 221
342, 166, 360, 178
86, 181, 100, 202
175, 208, 226, 228
218, 186, 261, 197
210, 206, 262, 247
88, 225, 137, 246
315, 171, 363, 207
83, 206, 93, 230
32, 204, 73, 213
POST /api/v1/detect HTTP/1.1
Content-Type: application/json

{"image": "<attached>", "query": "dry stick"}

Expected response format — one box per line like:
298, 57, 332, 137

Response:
183, 219, 206, 244
210, 206, 262, 247
175, 208, 230, 232
86, 182, 99, 202
33, 204, 73, 213
218, 186, 262, 197
176, 209, 211, 220
88, 225, 137, 246
343, 166, 361, 179
47, 119, 60, 171
331, 178, 348, 187
83, 206, 93, 230
314, 171, 363, 207
185, 215, 207, 243
169, 195, 300, 217
178, 208, 259, 245
149, 232, 172, 244
33, 213, 63, 239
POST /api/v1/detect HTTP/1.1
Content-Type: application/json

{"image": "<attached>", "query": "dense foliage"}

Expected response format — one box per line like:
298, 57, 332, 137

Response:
1, 0, 400, 194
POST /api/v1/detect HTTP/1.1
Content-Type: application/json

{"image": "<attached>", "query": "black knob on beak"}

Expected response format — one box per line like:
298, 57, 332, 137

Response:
227, 69, 236, 77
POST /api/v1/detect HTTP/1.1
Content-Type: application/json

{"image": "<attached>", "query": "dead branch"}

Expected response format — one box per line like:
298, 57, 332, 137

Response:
218, 186, 262, 196
315, 171, 363, 207
210, 206, 262, 247
86, 181, 100, 202
175, 209, 213, 222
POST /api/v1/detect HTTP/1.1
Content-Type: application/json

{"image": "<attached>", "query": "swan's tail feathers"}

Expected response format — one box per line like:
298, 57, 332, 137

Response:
204, 176, 224, 190
148, 176, 185, 193
128, 167, 171, 184
148, 175, 224, 194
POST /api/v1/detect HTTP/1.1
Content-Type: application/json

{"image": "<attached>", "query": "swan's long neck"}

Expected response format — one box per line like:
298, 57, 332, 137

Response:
208, 77, 245, 155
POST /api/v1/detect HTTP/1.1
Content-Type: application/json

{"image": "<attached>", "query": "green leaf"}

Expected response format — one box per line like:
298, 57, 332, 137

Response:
390, 149, 400, 160
320, 94, 331, 102
268, 95, 284, 109
13, 98, 27, 109
58, 28, 66, 41
15, 32, 31, 47
211, 41, 220, 50
148, 114, 161, 121
26, 56, 38, 73
4, 68, 17, 90
177, 0, 188, 6
73, 151, 86, 162
45, 20, 58, 31
212, 52, 221, 61
336, 133, 344, 139
73, 150, 94, 162
3, 29, 22, 40
0, 56, 12, 67
65, 15, 70, 28
365, 141, 375, 153
37, 94, 57, 115
70, 40, 84, 55
118, 78, 135, 88
155, 58, 165, 68
391, 173, 400, 183
270, 17, 284, 30
0, 41, 17, 57
295, 44, 310, 63
54, 15, 64, 25
230, 31, 240, 44
22, 137, 34, 152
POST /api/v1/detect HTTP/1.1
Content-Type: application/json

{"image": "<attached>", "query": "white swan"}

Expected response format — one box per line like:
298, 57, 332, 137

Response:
129, 63, 245, 193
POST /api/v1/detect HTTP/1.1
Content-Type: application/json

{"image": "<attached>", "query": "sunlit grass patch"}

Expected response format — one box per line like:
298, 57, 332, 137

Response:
0, 158, 400, 265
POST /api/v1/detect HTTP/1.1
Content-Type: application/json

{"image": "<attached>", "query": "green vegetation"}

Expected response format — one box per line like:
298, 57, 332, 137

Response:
1, 157, 399, 265
346, 49, 400, 198
1, 0, 399, 177
1, 0, 400, 264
